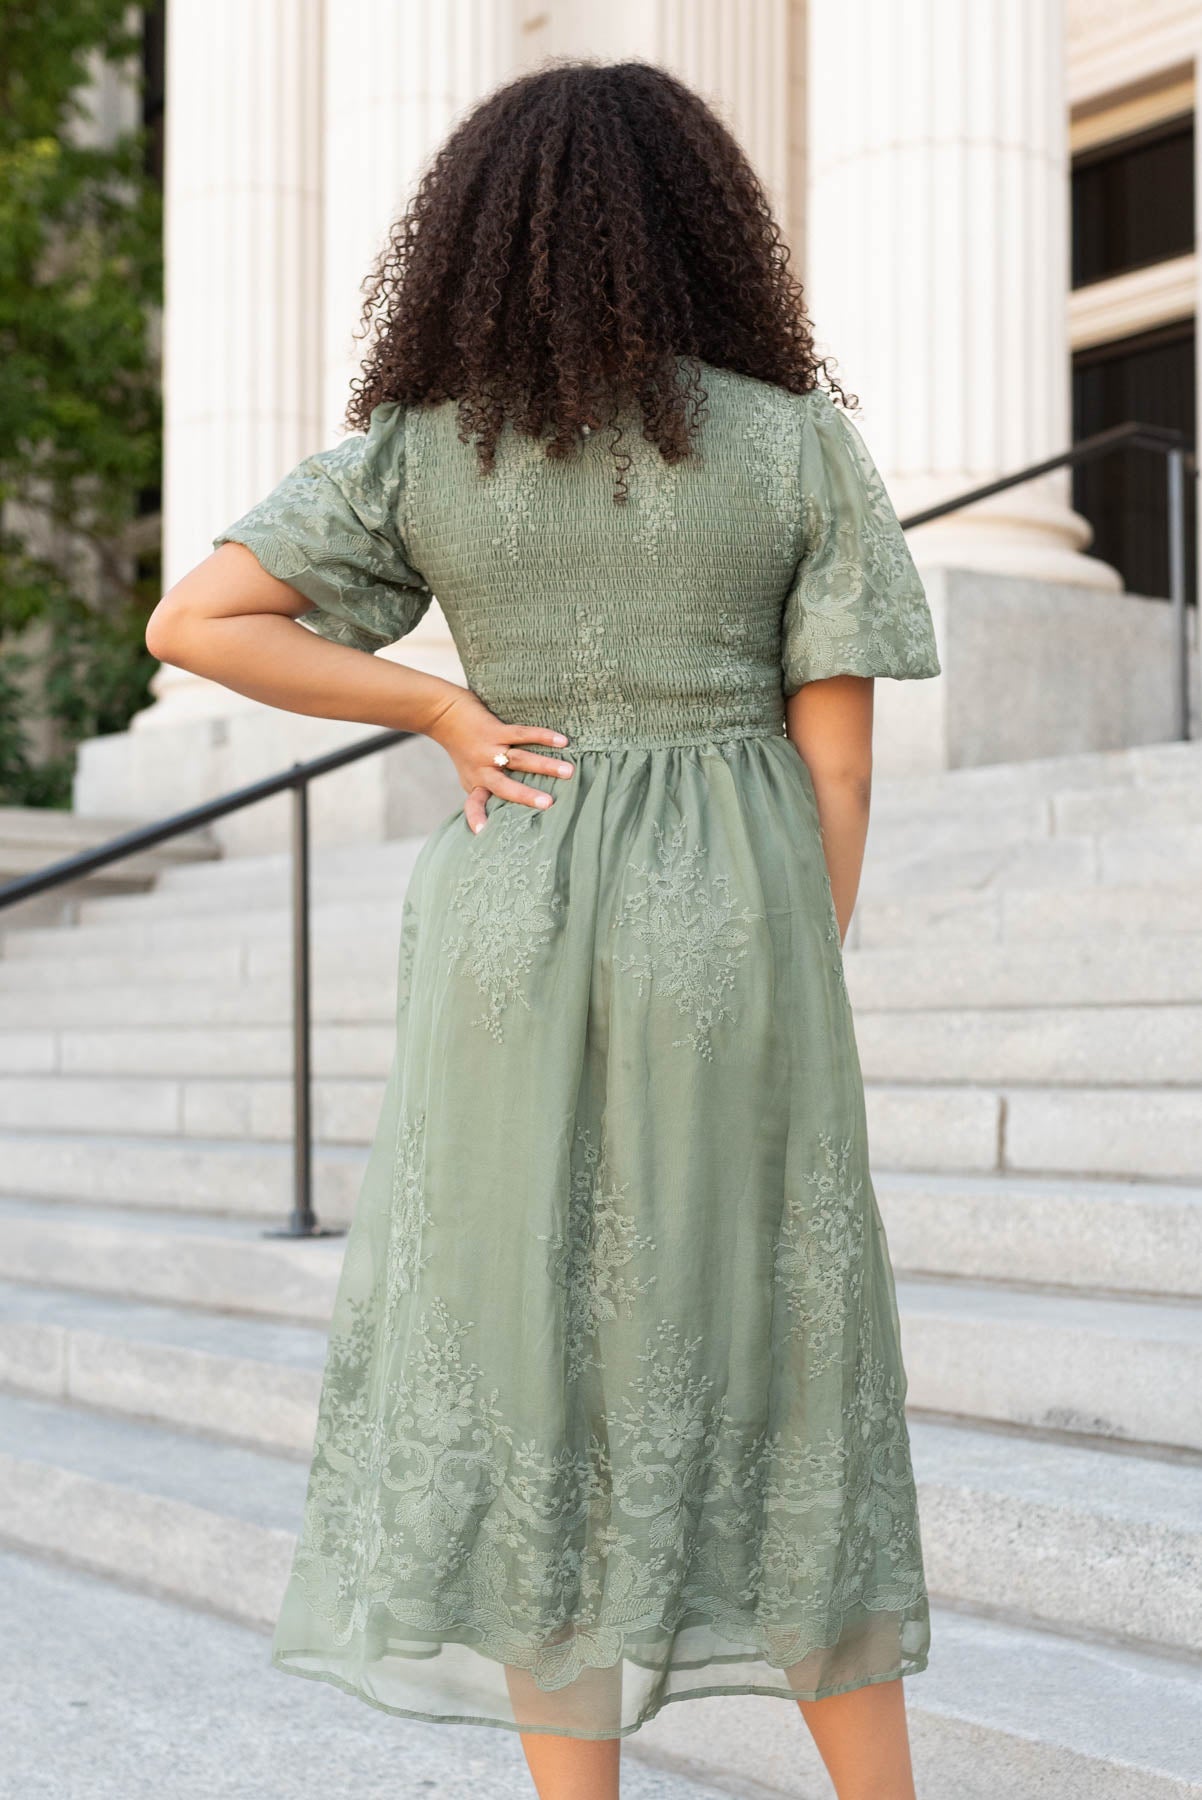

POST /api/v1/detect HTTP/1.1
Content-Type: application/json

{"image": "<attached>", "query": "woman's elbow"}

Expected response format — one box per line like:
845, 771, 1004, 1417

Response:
144, 599, 176, 663
145, 589, 200, 664
807, 757, 873, 807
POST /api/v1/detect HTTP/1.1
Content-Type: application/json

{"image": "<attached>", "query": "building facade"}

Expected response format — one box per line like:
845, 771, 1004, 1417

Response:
74, 0, 1202, 841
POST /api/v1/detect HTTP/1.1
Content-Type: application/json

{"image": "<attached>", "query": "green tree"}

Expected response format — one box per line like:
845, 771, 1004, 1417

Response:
0, 1, 163, 807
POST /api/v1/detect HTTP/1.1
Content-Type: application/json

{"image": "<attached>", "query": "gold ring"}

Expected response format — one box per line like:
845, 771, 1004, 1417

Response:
493, 750, 510, 768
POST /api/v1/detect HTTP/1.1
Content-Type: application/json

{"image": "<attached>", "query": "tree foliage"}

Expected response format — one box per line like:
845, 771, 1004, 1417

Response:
0, 0, 163, 806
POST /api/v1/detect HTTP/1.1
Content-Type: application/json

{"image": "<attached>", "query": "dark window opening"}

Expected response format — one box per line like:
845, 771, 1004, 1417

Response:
1071, 114, 1194, 288
1072, 321, 1196, 603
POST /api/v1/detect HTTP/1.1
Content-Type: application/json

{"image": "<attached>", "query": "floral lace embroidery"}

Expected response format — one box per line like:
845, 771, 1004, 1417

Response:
398, 404, 426, 544
487, 429, 549, 562
774, 1133, 865, 1374
613, 1320, 726, 1498
213, 416, 433, 655
744, 387, 803, 532
784, 394, 940, 687
289, 1283, 926, 1689
445, 811, 563, 1042
539, 1128, 657, 1382
395, 899, 420, 1013
385, 1114, 432, 1314
612, 820, 757, 1059
570, 610, 638, 742
630, 436, 683, 563
825, 894, 851, 1004
713, 608, 750, 684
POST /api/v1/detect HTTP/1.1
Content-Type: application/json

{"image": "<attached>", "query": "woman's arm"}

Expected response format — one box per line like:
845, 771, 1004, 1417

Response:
146, 544, 463, 730
784, 673, 874, 944
145, 543, 575, 826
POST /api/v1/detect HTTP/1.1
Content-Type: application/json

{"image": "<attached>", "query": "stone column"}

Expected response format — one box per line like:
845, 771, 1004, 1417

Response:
322, 0, 521, 683
147, 0, 325, 727
805, 0, 1119, 588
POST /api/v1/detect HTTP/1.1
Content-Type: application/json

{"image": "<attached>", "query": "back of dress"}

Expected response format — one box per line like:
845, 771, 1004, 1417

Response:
216, 357, 938, 752
212, 357, 942, 1740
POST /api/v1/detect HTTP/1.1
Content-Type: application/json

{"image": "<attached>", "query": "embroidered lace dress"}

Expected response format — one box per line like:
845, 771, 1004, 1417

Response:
213, 357, 942, 1741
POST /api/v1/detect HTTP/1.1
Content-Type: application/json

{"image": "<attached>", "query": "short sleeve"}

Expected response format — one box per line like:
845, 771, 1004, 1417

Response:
781, 391, 941, 695
212, 401, 433, 654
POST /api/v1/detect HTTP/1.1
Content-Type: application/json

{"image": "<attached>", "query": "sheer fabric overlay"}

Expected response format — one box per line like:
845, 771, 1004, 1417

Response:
213, 360, 940, 1739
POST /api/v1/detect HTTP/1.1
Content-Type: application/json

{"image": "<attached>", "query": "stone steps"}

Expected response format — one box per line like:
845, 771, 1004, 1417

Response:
4, 999, 1201, 1093
0, 1072, 387, 1142
2, 735, 1198, 1799
25, 813, 1202, 925
897, 1277, 1202, 1451
0, 973, 396, 1029
845, 937, 1202, 1008
3, 1167, 1198, 1305
876, 1170, 1202, 1296
0, 1021, 396, 1079
853, 877, 1202, 948
890, 1608, 1202, 1800
0, 806, 221, 932
4, 933, 1200, 1023
0, 894, 408, 960
2, 1549, 737, 1800
3, 1266, 1199, 1454
1, 1387, 1198, 1658
869, 739, 1202, 812
0, 1131, 366, 1219
0, 1278, 325, 1452
6, 873, 1198, 973
9, 806, 1201, 942
912, 1416, 1202, 1656
865, 1083, 1202, 1181
6, 1547, 1198, 1800
70, 847, 422, 925
0, 1391, 298, 1631
856, 1004, 1202, 1086
859, 823, 1202, 900
0, 1077, 1197, 1179
0, 1197, 344, 1319
862, 777, 1202, 864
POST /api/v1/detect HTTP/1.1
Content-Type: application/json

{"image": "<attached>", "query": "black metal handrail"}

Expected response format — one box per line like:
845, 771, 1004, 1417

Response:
0, 726, 416, 1239
897, 420, 1196, 741
0, 419, 1194, 1238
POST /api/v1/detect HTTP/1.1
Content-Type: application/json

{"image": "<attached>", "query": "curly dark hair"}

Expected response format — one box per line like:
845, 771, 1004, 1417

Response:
346, 57, 853, 500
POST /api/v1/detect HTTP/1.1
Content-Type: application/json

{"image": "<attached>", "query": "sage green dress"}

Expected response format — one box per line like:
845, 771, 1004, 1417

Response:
213, 357, 942, 1741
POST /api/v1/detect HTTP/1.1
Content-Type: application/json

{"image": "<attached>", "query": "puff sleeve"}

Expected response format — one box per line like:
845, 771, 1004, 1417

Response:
781, 391, 941, 695
211, 401, 433, 653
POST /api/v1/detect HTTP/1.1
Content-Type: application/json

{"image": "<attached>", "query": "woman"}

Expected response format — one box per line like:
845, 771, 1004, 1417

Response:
147, 57, 940, 1800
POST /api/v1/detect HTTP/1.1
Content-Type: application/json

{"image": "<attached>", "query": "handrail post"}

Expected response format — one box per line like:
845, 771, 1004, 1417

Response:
292, 771, 313, 1231
265, 767, 343, 1239
1166, 448, 1190, 741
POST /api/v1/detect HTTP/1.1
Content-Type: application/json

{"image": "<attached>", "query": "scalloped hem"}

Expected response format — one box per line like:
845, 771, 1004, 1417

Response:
269, 1645, 930, 1742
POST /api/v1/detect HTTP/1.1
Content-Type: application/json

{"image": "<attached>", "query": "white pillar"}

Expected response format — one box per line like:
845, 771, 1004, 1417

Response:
806, 0, 1119, 589
322, 0, 521, 683
145, 0, 325, 727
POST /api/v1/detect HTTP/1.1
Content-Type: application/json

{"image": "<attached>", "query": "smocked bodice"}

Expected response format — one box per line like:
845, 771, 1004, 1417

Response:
213, 360, 940, 748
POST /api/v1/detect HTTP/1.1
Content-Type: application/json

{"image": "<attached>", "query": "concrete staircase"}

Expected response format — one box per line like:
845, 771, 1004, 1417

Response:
0, 738, 1200, 1799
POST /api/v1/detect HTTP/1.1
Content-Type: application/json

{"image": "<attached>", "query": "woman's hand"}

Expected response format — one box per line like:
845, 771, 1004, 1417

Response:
423, 689, 575, 834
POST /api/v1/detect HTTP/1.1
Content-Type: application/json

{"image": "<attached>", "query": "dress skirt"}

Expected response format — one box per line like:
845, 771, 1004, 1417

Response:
269, 729, 930, 1739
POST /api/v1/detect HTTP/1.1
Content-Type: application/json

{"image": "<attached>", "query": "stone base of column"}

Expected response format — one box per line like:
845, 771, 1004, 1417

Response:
73, 705, 465, 856
899, 566, 1196, 775
896, 479, 1125, 594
